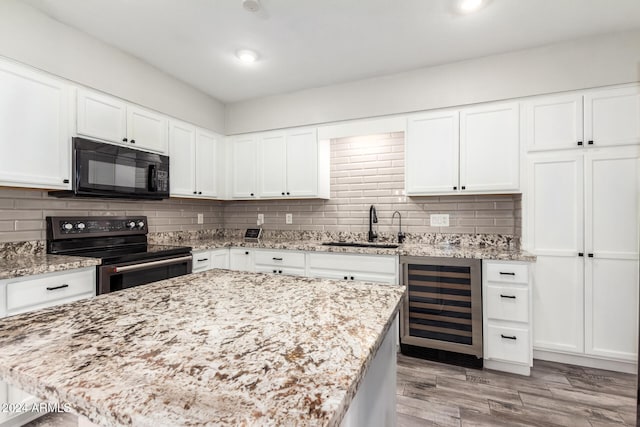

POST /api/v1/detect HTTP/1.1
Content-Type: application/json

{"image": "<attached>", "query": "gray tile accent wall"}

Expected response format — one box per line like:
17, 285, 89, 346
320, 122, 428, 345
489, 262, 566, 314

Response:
0, 189, 224, 243
0, 133, 520, 243
223, 133, 521, 235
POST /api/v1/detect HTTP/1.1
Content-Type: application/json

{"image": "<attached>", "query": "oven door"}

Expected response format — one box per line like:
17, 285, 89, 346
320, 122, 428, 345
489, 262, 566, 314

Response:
74, 137, 169, 199
98, 255, 192, 295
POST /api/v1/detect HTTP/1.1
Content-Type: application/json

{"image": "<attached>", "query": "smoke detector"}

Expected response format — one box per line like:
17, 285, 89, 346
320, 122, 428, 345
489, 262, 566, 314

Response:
242, 0, 261, 12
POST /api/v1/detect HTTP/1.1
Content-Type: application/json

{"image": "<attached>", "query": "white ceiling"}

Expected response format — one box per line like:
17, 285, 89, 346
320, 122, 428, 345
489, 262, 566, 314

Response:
22, 0, 640, 103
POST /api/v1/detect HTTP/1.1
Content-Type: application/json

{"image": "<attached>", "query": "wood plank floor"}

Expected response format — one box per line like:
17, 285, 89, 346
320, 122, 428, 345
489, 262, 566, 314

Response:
397, 353, 637, 427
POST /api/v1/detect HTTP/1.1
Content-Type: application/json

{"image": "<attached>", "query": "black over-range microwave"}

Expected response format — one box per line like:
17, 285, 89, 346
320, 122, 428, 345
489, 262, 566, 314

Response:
50, 137, 170, 200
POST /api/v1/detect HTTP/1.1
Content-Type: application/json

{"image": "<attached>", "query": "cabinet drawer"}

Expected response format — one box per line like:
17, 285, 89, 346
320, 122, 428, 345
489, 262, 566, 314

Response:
485, 262, 529, 284
308, 253, 397, 275
7, 268, 95, 314
254, 250, 305, 268
192, 250, 212, 272
486, 285, 529, 323
255, 266, 306, 277
486, 324, 530, 364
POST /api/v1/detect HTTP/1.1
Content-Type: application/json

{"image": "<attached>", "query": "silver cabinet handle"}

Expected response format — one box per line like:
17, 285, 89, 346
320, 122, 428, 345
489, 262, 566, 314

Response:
113, 256, 192, 273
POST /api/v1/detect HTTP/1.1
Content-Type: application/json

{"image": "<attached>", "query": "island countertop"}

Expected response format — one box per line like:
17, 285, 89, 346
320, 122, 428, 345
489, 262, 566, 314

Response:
0, 269, 404, 426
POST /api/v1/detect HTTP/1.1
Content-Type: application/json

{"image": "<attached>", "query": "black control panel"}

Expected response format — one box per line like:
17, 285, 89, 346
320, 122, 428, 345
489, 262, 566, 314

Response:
47, 216, 148, 240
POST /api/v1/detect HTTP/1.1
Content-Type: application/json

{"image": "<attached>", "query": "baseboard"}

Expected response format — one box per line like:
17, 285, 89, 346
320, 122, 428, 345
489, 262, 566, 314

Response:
484, 359, 531, 376
533, 349, 638, 374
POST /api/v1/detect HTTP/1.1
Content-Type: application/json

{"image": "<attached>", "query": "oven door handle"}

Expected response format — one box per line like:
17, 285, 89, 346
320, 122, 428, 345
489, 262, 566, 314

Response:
112, 255, 192, 273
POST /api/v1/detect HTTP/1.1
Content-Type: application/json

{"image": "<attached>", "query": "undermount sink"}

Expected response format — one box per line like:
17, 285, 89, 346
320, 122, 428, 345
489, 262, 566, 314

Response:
321, 242, 400, 249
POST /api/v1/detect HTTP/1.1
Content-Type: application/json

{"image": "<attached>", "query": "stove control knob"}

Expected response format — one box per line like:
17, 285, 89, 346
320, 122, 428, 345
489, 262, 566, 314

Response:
75, 222, 86, 230
137, 221, 145, 229
126, 221, 136, 229
61, 222, 73, 231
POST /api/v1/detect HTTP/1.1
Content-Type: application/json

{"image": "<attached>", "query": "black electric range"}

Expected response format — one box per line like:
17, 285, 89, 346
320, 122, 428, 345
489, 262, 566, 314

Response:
46, 216, 193, 295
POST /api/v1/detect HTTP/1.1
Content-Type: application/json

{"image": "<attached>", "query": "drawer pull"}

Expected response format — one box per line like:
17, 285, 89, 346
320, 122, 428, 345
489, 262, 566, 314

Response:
499, 272, 516, 276
501, 334, 517, 340
500, 294, 516, 299
197, 258, 209, 262
272, 257, 283, 261
46, 284, 69, 291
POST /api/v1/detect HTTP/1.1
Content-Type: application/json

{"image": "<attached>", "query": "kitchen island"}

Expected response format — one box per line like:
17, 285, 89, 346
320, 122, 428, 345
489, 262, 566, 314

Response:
0, 269, 404, 426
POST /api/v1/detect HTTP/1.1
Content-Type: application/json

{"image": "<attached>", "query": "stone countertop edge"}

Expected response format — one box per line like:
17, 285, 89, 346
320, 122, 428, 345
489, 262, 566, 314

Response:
184, 238, 536, 262
0, 270, 406, 426
0, 254, 101, 281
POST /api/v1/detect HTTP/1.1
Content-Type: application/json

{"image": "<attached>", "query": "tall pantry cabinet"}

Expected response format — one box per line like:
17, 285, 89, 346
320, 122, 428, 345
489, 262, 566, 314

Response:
524, 84, 640, 365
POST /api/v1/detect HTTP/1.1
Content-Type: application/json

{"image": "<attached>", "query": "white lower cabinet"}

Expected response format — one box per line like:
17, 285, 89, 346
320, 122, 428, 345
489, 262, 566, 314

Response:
192, 249, 229, 273
482, 260, 532, 376
307, 253, 398, 285
254, 250, 306, 277
0, 267, 96, 426
229, 249, 255, 272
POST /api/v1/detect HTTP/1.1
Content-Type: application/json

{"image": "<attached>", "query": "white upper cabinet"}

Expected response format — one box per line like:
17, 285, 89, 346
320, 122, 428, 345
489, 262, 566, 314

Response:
0, 60, 71, 190
77, 89, 127, 143
406, 101, 519, 195
76, 89, 169, 154
169, 121, 220, 199
126, 105, 168, 154
231, 135, 258, 199
460, 102, 520, 193
406, 111, 459, 194
195, 129, 219, 198
286, 128, 319, 197
169, 120, 197, 197
524, 85, 640, 152
233, 128, 327, 200
258, 132, 287, 198
524, 94, 584, 151
584, 86, 640, 148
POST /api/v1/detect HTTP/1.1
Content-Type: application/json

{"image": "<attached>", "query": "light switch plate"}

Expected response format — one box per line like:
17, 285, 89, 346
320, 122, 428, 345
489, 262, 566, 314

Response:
286, 213, 293, 224
197, 213, 204, 224
430, 214, 450, 227
257, 213, 264, 225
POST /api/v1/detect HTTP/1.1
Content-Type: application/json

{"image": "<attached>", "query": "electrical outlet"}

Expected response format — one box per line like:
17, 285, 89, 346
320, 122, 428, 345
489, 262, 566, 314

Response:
257, 213, 264, 225
430, 214, 450, 227
197, 213, 204, 224
285, 213, 293, 224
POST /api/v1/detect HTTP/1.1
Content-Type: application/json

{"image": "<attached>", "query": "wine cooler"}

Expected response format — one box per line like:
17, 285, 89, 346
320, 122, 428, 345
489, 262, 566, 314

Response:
400, 256, 483, 361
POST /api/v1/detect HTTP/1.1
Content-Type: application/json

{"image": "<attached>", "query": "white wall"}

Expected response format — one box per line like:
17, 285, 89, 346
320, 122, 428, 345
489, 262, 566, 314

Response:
0, 0, 225, 133
226, 29, 640, 134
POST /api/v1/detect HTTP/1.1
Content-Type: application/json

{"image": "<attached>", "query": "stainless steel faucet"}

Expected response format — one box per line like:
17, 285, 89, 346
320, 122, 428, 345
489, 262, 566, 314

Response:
368, 205, 378, 242
392, 211, 406, 244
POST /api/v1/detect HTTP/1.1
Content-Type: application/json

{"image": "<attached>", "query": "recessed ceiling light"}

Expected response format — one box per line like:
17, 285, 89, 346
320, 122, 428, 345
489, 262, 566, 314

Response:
458, 0, 484, 13
236, 49, 258, 63
242, 0, 261, 13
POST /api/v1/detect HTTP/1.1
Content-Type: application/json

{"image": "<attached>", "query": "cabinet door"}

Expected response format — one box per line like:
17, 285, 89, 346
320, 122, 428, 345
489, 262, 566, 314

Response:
258, 132, 287, 198
584, 86, 640, 147
231, 135, 258, 199
524, 94, 583, 152
210, 249, 229, 269
126, 105, 169, 154
229, 249, 255, 272
195, 129, 219, 198
460, 102, 520, 192
0, 61, 71, 189
286, 128, 318, 197
77, 89, 127, 144
168, 121, 196, 197
405, 111, 459, 194
527, 154, 585, 353
584, 148, 639, 360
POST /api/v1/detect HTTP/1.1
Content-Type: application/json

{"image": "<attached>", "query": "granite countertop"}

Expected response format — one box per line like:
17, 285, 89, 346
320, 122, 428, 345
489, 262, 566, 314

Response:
0, 254, 101, 281
0, 269, 404, 426
183, 238, 535, 262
